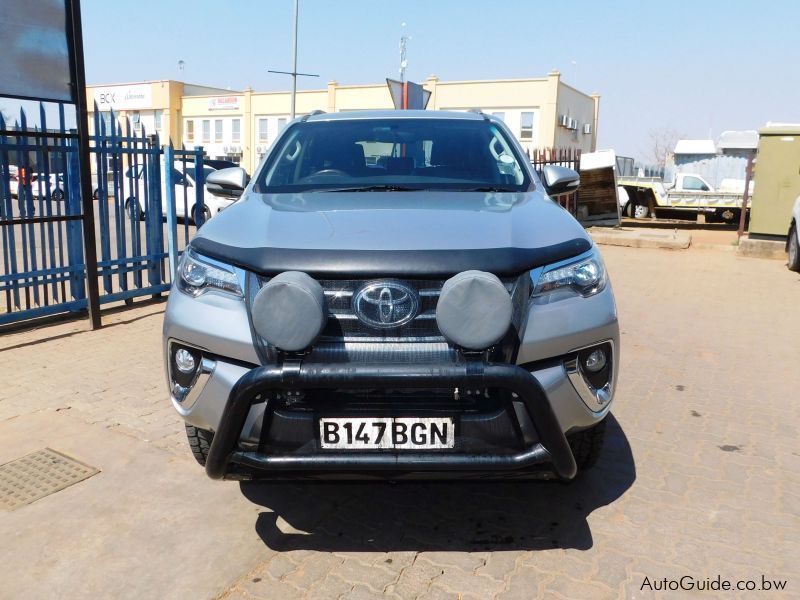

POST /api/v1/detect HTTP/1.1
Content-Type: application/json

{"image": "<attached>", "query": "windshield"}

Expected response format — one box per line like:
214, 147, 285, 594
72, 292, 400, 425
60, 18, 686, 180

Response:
255, 118, 531, 193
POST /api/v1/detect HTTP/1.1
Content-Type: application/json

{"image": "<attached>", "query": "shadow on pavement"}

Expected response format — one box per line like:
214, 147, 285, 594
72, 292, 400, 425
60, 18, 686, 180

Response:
0, 297, 166, 352
239, 413, 635, 553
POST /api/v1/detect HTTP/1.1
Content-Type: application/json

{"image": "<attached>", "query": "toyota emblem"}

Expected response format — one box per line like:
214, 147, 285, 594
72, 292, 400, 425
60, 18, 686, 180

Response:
352, 281, 419, 329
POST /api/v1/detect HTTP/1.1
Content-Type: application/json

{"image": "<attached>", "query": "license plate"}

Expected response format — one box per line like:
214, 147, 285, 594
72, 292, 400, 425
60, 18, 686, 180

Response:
319, 417, 455, 450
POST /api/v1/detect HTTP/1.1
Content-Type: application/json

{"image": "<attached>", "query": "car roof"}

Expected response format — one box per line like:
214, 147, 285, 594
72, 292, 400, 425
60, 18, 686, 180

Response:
304, 109, 487, 122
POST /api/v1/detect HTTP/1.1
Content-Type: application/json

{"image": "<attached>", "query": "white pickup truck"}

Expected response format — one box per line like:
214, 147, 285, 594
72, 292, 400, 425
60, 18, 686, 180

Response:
617, 173, 748, 222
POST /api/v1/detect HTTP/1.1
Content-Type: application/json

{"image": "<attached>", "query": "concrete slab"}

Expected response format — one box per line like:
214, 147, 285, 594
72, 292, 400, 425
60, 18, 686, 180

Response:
588, 226, 691, 250
737, 236, 788, 260
0, 411, 271, 600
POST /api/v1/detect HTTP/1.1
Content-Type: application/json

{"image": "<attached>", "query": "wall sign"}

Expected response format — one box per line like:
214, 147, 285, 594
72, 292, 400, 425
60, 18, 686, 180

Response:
93, 84, 152, 111
208, 96, 241, 111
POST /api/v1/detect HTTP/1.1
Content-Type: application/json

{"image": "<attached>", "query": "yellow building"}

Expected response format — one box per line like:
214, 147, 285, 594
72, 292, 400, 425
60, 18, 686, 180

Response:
89, 72, 600, 175
86, 80, 235, 143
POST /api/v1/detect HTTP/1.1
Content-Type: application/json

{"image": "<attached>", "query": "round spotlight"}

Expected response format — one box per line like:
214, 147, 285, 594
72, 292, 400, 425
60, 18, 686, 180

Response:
584, 348, 607, 373
251, 271, 327, 352
436, 270, 512, 350
174, 348, 197, 374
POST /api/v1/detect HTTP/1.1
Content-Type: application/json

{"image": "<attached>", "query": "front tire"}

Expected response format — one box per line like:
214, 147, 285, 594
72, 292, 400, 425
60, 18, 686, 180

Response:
192, 204, 211, 226
185, 424, 213, 466
624, 201, 649, 219
788, 225, 800, 272
125, 197, 145, 221
567, 418, 606, 471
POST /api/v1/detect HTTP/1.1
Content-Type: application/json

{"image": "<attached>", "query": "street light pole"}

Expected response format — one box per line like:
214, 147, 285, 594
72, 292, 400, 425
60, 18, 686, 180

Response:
291, 0, 298, 119
268, 0, 319, 120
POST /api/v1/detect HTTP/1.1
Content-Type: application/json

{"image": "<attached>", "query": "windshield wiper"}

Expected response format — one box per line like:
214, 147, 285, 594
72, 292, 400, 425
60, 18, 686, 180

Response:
459, 186, 519, 192
313, 185, 422, 193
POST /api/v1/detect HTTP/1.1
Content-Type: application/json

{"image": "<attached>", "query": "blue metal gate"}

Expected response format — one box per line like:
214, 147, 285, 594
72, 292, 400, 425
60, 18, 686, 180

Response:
0, 105, 205, 326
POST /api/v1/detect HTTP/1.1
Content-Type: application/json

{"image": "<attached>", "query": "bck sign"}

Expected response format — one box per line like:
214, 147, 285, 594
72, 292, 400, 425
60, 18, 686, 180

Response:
93, 84, 153, 111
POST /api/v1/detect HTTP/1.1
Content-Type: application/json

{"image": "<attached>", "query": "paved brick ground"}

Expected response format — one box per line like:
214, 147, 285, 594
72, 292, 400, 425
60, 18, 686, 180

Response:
1, 245, 798, 599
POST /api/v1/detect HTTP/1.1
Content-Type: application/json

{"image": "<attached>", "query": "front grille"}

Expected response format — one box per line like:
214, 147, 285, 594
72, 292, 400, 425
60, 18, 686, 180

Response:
308, 341, 458, 364
247, 273, 528, 365
319, 278, 446, 342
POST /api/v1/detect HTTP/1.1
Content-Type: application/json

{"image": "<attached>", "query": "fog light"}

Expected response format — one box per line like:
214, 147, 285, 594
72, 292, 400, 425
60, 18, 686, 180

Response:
566, 342, 614, 412
584, 349, 606, 373
174, 348, 197, 374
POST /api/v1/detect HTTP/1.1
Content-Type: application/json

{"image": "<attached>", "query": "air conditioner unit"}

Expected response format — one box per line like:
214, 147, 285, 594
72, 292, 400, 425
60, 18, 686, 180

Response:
583, 123, 592, 135
559, 114, 569, 127
568, 118, 577, 130
256, 145, 266, 154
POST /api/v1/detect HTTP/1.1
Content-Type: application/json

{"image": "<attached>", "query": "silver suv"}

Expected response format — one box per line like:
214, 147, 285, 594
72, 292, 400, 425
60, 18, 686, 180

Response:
163, 110, 619, 481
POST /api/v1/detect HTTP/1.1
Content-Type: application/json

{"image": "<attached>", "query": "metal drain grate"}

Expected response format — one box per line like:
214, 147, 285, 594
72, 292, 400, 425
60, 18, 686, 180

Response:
0, 448, 99, 511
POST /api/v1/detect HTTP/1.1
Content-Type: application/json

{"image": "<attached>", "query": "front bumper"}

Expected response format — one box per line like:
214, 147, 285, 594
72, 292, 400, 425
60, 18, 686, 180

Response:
205, 360, 578, 481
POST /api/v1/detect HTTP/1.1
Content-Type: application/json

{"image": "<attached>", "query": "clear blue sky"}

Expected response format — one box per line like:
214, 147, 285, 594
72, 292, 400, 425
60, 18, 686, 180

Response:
77, 0, 800, 158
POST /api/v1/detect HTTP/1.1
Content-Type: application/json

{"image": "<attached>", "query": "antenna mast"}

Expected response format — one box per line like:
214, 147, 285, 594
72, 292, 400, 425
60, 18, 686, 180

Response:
399, 23, 409, 82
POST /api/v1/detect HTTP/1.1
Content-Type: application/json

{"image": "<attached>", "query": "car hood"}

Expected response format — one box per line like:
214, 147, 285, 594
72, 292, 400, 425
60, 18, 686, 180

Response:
191, 190, 592, 277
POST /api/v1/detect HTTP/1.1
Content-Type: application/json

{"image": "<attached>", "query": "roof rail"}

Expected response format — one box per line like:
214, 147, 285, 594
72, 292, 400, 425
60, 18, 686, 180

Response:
468, 108, 490, 121
302, 110, 326, 121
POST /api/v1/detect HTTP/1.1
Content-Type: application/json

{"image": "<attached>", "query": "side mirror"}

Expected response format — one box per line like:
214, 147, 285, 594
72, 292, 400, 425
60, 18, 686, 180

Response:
206, 167, 248, 198
542, 165, 580, 197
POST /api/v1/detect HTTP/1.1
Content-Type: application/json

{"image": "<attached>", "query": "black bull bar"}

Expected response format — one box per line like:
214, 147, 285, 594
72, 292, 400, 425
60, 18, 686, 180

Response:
205, 362, 578, 480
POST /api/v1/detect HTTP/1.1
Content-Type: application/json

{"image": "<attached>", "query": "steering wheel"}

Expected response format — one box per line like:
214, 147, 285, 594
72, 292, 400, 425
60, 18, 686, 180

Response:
301, 168, 349, 182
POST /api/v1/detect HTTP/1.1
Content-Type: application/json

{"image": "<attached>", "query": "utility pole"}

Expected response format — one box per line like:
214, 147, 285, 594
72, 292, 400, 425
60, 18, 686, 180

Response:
268, 0, 318, 119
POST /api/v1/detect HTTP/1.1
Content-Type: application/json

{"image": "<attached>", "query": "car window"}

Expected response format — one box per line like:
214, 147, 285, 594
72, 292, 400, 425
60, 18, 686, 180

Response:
682, 176, 709, 191
256, 118, 530, 193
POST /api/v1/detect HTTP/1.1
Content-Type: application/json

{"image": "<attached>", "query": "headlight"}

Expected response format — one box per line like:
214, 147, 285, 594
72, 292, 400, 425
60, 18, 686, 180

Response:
532, 252, 606, 302
177, 248, 242, 298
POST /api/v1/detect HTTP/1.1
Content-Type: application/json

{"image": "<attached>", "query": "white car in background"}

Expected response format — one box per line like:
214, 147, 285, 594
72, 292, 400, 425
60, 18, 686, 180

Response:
9, 169, 101, 202
7, 165, 20, 197
124, 161, 240, 224
787, 195, 800, 272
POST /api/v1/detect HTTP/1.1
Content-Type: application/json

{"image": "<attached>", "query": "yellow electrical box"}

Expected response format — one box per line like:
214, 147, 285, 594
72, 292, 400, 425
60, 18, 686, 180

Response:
750, 125, 800, 238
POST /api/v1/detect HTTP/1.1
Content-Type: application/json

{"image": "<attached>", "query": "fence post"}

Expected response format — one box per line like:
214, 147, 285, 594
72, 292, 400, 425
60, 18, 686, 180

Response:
194, 147, 205, 227
66, 0, 102, 328
147, 133, 163, 290
737, 153, 755, 239
65, 145, 86, 302
164, 143, 179, 277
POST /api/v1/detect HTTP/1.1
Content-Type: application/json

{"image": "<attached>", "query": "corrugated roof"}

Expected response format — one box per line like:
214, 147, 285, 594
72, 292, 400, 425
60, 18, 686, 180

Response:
717, 130, 758, 150
674, 139, 716, 154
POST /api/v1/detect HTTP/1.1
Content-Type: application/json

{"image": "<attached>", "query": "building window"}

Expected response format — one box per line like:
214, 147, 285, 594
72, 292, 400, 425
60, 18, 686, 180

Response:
214, 120, 223, 143
99, 112, 112, 134
154, 110, 163, 131
232, 119, 240, 143
258, 118, 268, 142
277, 117, 287, 132
491, 112, 505, 122
520, 112, 534, 139
185, 119, 194, 143
202, 120, 210, 143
